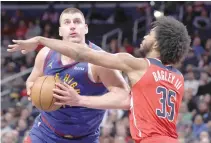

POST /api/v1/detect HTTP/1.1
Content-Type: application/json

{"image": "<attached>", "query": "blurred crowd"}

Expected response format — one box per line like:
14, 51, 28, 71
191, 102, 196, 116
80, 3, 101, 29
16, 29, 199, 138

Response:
1, 1, 211, 143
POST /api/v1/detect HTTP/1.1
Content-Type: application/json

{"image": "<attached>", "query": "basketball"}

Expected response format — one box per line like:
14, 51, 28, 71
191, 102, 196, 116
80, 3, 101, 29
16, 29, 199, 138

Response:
30, 76, 62, 112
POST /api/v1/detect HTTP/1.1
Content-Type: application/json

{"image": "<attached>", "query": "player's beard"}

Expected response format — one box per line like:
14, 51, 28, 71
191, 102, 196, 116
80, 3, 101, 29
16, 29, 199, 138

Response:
139, 42, 153, 58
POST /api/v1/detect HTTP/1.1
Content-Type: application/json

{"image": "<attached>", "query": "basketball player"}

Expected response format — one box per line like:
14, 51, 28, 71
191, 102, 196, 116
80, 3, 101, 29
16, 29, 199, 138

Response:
8, 8, 129, 143
8, 16, 191, 143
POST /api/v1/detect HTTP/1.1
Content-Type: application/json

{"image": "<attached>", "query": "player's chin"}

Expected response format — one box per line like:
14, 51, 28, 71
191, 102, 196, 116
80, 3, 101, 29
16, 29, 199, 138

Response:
68, 37, 81, 43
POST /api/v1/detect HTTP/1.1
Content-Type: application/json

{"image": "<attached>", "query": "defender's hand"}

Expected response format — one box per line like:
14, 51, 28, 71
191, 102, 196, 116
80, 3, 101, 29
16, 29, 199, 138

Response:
7, 36, 40, 54
53, 83, 81, 106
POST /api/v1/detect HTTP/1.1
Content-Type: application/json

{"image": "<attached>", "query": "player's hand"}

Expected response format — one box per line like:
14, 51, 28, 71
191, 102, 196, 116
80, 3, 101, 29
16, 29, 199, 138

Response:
7, 36, 40, 54
26, 82, 34, 105
53, 83, 81, 106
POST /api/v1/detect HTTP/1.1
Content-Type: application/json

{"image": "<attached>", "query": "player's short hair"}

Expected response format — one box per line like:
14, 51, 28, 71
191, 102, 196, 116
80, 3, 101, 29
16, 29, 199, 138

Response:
152, 16, 191, 64
59, 8, 85, 25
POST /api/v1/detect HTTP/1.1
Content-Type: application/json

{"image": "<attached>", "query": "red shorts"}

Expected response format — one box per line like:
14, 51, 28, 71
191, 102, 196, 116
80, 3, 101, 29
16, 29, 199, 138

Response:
136, 136, 179, 143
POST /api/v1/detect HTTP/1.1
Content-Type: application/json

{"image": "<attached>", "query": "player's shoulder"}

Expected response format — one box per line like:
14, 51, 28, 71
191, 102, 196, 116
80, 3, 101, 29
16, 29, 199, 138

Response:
36, 46, 51, 61
37, 46, 51, 55
39, 46, 51, 53
91, 63, 120, 73
91, 62, 123, 82
88, 41, 103, 51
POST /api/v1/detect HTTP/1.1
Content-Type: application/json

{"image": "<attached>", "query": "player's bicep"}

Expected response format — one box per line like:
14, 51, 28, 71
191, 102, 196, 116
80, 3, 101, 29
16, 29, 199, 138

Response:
97, 67, 130, 108
81, 50, 143, 73
99, 68, 129, 91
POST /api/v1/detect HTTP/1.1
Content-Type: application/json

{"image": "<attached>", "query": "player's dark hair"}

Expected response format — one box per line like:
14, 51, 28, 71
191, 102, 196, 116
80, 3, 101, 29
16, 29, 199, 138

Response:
152, 16, 191, 64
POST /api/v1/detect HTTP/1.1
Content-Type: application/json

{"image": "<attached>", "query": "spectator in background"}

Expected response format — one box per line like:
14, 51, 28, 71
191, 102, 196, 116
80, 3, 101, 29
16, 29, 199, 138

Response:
2, 23, 14, 36
183, 88, 198, 112
42, 4, 59, 24
10, 10, 24, 26
1, 130, 19, 143
107, 39, 119, 53
41, 23, 53, 38
203, 94, 211, 107
196, 101, 210, 122
199, 72, 211, 86
1, 37, 11, 58
192, 114, 208, 139
2, 61, 25, 93
16, 20, 28, 38
16, 119, 28, 141
193, 1, 206, 17
183, 50, 199, 68
100, 125, 114, 143
197, 72, 211, 95
122, 38, 134, 55
114, 120, 130, 143
185, 72, 199, 96
207, 121, 211, 138
183, 5, 194, 34
179, 102, 193, 124
2, 62, 17, 79
205, 39, 211, 56
199, 131, 210, 143
198, 54, 211, 68
1, 9, 10, 27
177, 113, 192, 143
192, 36, 206, 58
193, 9, 210, 29
25, 20, 41, 39
1, 112, 14, 134
114, 136, 127, 143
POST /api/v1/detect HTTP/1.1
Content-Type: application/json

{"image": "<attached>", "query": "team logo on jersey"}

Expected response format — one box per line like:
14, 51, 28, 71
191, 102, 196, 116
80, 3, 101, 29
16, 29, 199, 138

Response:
55, 73, 81, 94
48, 61, 53, 69
38, 122, 41, 127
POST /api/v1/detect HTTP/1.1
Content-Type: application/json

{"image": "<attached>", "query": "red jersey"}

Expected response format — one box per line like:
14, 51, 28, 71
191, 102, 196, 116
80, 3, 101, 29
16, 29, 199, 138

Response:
129, 58, 184, 142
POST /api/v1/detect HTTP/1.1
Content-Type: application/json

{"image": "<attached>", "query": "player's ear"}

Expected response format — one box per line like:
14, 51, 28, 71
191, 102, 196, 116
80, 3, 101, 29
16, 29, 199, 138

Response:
151, 30, 158, 49
85, 24, 88, 34
59, 27, 62, 37
153, 41, 158, 49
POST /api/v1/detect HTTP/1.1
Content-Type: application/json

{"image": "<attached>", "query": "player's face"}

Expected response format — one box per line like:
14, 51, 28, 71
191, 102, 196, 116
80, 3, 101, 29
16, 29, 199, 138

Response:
59, 13, 88, 43
140, 29, 156, 56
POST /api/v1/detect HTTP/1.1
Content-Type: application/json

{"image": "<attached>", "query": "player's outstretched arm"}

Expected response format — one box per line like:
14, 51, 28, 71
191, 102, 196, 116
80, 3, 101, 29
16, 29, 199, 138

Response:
8, 36, 145, 73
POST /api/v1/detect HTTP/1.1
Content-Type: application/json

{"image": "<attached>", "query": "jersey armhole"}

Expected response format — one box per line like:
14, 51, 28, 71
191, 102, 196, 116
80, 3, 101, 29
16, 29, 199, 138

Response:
87, 63, 96, 83
43, 50, 53, 73
145, 58, 151, 66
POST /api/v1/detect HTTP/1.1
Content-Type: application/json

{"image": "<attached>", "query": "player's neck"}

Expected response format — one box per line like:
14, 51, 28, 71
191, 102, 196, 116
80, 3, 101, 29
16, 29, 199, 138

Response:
63, 38, 87, 47
61, 55, 75, 64
146, 50, 160, 60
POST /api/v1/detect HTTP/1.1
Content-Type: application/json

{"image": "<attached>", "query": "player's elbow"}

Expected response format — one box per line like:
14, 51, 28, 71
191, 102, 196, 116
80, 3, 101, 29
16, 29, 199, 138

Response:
121, 97, 130, 110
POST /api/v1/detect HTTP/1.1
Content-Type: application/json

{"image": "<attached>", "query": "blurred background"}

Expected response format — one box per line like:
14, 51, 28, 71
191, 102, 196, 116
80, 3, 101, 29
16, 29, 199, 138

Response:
1, 1, 211, 143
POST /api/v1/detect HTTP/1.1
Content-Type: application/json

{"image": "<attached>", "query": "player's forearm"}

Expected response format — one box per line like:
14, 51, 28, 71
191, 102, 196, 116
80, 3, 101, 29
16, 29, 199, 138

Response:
26, 68, 42, 83
79, 87, 130, 110
37, 36, 89, 62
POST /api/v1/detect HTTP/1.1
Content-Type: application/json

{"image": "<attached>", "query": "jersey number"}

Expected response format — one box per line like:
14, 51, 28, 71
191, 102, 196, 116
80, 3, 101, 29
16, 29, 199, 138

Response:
156, 86, 176, 121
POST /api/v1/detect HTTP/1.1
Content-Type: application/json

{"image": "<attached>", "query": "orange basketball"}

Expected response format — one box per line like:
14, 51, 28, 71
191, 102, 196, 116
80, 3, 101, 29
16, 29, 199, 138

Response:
30, 76, 62, 112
